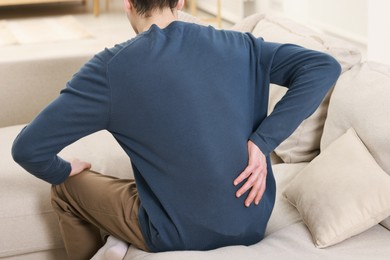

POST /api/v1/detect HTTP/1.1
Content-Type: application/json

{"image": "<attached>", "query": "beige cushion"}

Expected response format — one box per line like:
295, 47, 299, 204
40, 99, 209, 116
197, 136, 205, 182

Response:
0, 55, 90, 128
321, 62, 390, 230
231, 13, 265, 32
267, 85, 333, 163
283, 128, 390, 248
178, 10, 206, 25
127, 223, 390, 260
0, 124, 132, 257
381, 218, 390, 231
249, 15, 361, 163
251, 15, 361, 72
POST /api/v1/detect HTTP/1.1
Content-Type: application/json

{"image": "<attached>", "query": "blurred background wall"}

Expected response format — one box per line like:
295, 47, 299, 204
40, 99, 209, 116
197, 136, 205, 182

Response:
196, 0, 390, 65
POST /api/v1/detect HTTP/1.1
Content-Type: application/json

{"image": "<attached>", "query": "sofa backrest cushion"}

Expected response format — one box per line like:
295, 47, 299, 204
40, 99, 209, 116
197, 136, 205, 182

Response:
322, 62, 390, 175
0, 55, 90, 128
321, 61, 390, 230
237, 15, 361, 163
178, 10, 206, 25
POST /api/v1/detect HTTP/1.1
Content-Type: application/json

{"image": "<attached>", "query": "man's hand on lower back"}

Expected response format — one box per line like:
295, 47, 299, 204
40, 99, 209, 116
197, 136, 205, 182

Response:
69, 158, 91, 177
234, 140, 267, 207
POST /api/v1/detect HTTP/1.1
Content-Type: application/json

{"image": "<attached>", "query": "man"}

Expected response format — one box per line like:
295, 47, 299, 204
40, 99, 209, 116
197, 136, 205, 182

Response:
12, 0, 341, 259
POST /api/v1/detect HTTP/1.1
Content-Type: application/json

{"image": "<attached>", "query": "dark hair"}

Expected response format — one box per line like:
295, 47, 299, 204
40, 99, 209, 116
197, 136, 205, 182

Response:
130, 0, 179, 17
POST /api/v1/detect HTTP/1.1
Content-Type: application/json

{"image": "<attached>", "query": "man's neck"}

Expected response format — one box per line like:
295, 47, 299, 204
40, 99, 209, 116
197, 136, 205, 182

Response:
135, 8, 178, 34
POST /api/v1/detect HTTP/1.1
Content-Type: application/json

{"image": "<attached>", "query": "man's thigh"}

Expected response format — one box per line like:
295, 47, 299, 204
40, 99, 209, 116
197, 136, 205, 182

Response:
52, 170, 148, 251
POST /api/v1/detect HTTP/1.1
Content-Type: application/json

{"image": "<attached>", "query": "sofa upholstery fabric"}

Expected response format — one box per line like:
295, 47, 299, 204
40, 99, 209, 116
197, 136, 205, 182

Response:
321, 62, 390, 230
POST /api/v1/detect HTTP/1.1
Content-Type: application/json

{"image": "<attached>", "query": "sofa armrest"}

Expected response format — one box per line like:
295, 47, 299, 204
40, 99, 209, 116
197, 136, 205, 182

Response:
0, 55, 91, 128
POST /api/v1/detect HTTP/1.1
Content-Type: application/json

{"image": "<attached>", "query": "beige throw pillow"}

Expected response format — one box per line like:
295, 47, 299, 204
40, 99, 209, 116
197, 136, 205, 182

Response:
283, 128, 390, 248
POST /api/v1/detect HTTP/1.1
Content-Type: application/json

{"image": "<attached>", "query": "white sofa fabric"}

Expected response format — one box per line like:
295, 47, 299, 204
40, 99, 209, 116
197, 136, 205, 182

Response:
321, 61, 390, 230
1, 12, 389, 260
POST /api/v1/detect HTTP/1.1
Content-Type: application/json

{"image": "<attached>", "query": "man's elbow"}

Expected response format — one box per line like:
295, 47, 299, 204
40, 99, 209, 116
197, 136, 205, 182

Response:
12, 141, 26, 165
11, 137, 34, 167
323, 54, 342, 83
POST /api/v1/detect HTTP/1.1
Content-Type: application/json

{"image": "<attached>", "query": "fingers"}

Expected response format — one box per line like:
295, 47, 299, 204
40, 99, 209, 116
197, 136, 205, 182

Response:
233, 165, 253, 187
254, 174, 266, 205
235, 165, 257, 198
245, 170, 265, 207
234, 140, 267, 207
237, 166, 266, 207
69, 158, 92, 177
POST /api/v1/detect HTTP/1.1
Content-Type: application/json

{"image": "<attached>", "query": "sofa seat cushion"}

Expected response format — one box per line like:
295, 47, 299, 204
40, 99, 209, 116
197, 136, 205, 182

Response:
321, 62, 390, 230
247, 223, 390, 260
125, 163, 307, 259
242, 15, 361, 164
125, 162, 390, 260
264, 163, 306, 235
0, 125, 63, 258
0, 124, 132, 257
126, 216, 390, 260
127, 224, 390, 259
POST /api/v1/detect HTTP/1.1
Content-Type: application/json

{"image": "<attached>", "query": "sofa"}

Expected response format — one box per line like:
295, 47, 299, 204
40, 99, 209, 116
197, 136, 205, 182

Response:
1, 12, 390, 259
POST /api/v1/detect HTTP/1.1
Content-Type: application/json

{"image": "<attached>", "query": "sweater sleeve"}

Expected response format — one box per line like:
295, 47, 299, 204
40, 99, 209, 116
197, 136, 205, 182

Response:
249, 40, 341, 156
12, 54, 111, 184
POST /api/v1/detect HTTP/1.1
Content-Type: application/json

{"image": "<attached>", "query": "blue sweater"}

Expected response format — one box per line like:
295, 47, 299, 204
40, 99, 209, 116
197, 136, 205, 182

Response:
12, 21, 341, 252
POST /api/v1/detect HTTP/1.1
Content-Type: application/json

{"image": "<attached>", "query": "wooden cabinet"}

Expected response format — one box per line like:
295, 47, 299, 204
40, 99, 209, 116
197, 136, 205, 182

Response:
0, 0, 81, 6
0, 0, 105, 17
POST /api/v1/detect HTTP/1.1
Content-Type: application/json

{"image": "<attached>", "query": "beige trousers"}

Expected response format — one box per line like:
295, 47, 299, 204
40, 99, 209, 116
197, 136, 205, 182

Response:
51, 170, 148, 260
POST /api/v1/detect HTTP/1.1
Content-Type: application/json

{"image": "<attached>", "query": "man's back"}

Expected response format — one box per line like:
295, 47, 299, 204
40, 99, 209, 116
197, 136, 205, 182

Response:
105, 21, 275, 251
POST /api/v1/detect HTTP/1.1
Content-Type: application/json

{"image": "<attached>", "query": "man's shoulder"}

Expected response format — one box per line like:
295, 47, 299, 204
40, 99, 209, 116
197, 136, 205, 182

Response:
95, 39, 137, 65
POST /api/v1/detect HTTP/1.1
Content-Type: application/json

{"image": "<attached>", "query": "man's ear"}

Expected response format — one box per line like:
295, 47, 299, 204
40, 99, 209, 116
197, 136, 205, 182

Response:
177, 0, 185, 11
123, 0, 131, 11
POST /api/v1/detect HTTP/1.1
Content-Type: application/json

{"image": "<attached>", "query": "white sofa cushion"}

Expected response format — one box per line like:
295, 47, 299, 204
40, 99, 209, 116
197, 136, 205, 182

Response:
251, 15, 361, 74
321, 62, 390, 230
321, 62, 390, 176
246, 223, 390, 260
246, 15, 361, 164
0, 125, 132, 258
126, 156, 390, 260
0, 56, 90, 128
0, 125, 64, 258
283, 128, 390, 248
126, 223, 390, 260
178, 10, 206, 25
231, 13, 265, 33
265, 163, 306, 236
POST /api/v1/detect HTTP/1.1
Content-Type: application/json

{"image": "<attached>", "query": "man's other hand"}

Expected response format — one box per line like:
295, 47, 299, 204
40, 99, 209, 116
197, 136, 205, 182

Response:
234, 140, 267, 207
69, 158, 91, 177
